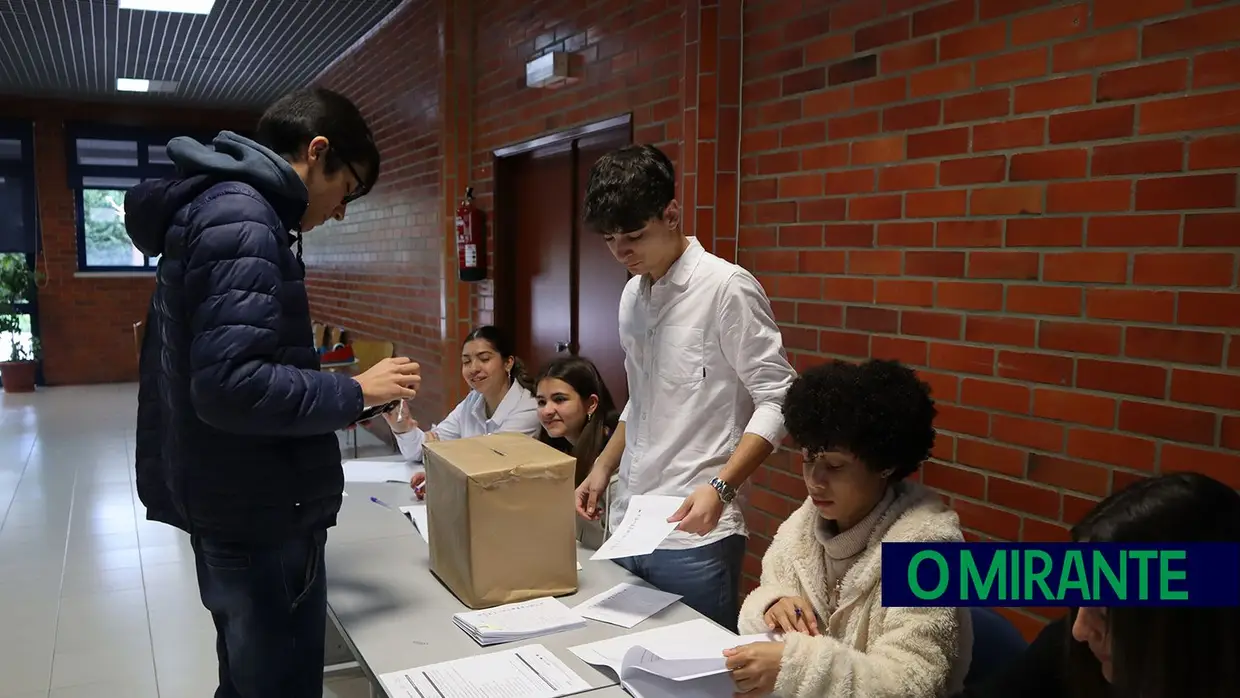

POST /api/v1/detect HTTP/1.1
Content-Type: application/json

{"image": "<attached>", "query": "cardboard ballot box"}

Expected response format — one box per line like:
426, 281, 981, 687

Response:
423, 432, 579, 609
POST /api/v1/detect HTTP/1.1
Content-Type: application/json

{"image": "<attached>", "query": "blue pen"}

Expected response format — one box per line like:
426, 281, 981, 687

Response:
370, 496, 399, 512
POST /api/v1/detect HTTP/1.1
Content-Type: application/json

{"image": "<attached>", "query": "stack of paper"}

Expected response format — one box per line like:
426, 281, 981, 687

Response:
452, 597, 587, 646
574, 582, 682, 628
590, 495, 684, 560
379, 643, 592, 698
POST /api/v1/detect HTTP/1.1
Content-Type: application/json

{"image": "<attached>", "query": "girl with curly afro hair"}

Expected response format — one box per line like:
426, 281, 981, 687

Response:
724, 359, 973, 698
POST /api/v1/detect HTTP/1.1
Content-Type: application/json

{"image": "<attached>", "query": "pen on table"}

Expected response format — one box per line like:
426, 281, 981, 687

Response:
370, 496, 400, 513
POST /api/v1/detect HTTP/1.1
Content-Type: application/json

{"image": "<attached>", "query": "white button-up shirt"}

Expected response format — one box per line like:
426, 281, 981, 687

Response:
610, 237, 797, 550
394, 383, 541, 462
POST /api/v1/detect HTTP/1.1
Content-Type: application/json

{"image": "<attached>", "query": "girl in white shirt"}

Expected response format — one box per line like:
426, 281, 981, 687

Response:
384, 326, 540, 479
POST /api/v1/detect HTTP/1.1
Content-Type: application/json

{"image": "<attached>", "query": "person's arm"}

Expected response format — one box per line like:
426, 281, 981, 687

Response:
594, 416, 626, 477
715, 271, 798, 490
185, 195, 363, 435
395, 399, 463, 461
737, 512, 805, 635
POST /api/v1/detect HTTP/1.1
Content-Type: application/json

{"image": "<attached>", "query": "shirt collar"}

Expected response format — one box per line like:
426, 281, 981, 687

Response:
641, 236, 705, 295
471, 381, 526, 425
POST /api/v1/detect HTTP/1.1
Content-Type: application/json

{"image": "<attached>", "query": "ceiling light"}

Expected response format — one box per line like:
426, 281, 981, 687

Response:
117, 78, 180, 93
117, 0, 216, 15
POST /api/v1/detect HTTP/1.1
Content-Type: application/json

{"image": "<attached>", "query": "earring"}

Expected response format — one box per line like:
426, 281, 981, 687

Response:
586, 411, 594, 423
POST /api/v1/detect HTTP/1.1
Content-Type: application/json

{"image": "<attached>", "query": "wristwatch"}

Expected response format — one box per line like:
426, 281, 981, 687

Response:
709, 477, 738, 504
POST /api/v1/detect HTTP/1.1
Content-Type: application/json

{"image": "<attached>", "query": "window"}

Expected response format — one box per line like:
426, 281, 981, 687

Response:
0, 121, 39, 370
66, 124, 212, 272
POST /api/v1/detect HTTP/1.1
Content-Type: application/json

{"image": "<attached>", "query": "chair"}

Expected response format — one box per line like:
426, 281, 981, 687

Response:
343, 339, 395, 457
133, 321, 145, 366
964, 607, 1029, 687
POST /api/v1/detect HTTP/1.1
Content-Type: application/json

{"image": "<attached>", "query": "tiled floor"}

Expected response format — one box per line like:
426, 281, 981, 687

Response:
0, 384, 375, 698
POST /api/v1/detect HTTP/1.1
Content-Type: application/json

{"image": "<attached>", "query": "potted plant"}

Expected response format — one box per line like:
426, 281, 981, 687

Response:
0, 255, 40, 394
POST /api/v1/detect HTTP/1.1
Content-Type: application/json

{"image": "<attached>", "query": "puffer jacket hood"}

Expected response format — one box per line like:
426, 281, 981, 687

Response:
123, 131, 308, 257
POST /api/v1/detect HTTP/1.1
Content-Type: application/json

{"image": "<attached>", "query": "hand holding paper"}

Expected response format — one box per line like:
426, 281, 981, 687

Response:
590, 495, 683, 561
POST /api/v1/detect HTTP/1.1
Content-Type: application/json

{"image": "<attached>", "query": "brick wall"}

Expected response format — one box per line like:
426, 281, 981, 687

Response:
0, 98, 255, 385
740, 0, 1240, 635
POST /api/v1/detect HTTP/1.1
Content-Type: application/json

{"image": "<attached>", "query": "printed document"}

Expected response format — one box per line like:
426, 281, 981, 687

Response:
379, 644, 592, 698
453, 597, 587, 646
342, 459, 420, 484
399, 504, 429, 543
590, 495, 683, 560
573, 582, 681, 628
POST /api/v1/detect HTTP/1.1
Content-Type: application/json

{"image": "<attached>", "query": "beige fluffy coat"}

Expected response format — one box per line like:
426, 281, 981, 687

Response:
737, 482, 973, 698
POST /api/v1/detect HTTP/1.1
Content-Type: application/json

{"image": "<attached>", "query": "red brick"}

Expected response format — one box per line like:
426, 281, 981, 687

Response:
974, 117, 1047, 151
800, 198, 849, 221
902, 310, 964, 340
906, 190, 968, 217
1049, 105, 1135, 144
970, 186, 1045, 216
852, 136, 906, 165
967, 316, 1038, 347
998, 351, 1074, 386
881, 39, 938, 74
1118, 400, 1216, 445
1010, 149, 1088, 181
961, 378, 1032, 414
847, 250, 903, 276
968, 251, 1040, 280
1063, 494, 1100, 525
1077, 358, 1168, 398
801, 143, 850, 169
879, 162, 937, 191
955, 499, 1023, 540
1006, 285, 1083, 317
784, 68, 828, 97
1134, 252, 1235, 287
822, 223, 876, 247
922, 462, 986, 499
1086, 288, 1175, 322
751, 250, 801, 273
1007, 218, 1084, 247
1226, 416, 1240, 450
976, 48, 1049, 87
878, 221, 935, 247
877, 279, 935, 306
1161, 444, 1240, 489
883, 100, 943, 131
854, 77, 909, 108
1189, 134, 1240, 170
1136, 174, 1238, 211
1171, 368, 1240, 410
980, 0, 1054, 20
1012, 3, 1088, 46
913, 0, 976, 37
1046, 180, 1132, 213
941, 22, 1007, 61
781, 122, 827, 148
1033, 388, 1117, 428
753, 201, 800, 224
805, 87, 856, 118
1028, 455, 1111, 497
848, 194, 903, 221
920, 370, 962, 402
845, 305, 900, 333
932, 344, 996, 376
957, 438, 1029, 478
937, 220, 1004, 248
1052, 29, 1139, 72
1087, 214, 1180, 247
1097, 60, 1188, 101
820, 330, 871, 357
825, 170, 876, 196
758, 151, 801, 175
1014, 75, 1093, 114
856, 16, 911, 52
910, 63, 973, 98
1066, 429, 1157, 470
872, 336, 929, 365
989, 477, 1061, 519
1042, 252, 1129, 283
1185, 213, 1240, 246
1140, 90, 1240, 134
778, 173, 825, 198
941, 156, 1007, 186
1126, 327, 1225, 366
1040, 321, 1123, 356
773, 275, 824, 299
1024, 519, 1071, 543
824, 277, 876, 303
797, 302, 845, 327
993, 415, 1066, 453
1179, 291, 1240, 328
908, 127, 970, 159
937, 281, 1004, 310
1142, 5, 1240, 57
936, 403, 992, 437
806, 34, 856, 65
830, 0, 883, 30
1195, 47, 1240, 88
1094, 0, 1186, 28
781, 224, 826, 247
1092, 140, 1184, 177
944, 89, 1012, 124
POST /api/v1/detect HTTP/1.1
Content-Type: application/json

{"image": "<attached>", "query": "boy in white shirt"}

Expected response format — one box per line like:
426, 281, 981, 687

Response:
574, 144, 797, 631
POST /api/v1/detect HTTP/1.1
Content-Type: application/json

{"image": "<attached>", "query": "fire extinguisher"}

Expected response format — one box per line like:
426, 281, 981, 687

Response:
456, 187, 486, 282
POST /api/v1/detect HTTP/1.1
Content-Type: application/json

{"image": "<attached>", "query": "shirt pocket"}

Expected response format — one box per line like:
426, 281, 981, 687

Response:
655, 325, 706, 385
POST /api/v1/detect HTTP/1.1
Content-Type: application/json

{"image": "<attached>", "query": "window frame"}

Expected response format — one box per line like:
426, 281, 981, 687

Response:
0, 119, 43, 382
66, 123, 213, 273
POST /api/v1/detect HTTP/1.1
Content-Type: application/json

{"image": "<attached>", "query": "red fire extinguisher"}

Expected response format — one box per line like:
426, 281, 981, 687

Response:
456, 187, 486, 282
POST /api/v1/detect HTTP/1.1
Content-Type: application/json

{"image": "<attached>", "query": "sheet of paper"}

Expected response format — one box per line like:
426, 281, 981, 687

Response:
574, 582, 681, 628
342, 459, 420, 484
399, 504, 429, 543
589, 495, 683, 560
379, 644, 592, 698
568, 618, 740, 676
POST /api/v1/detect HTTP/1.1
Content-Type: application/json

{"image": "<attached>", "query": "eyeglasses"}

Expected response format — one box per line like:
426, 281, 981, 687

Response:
341, 158, 369, 205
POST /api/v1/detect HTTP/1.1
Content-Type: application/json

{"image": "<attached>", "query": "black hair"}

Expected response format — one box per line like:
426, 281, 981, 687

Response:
534, 356, 621, 486
782, 359, 936, 481
462, 325, 533, 393
1065, 472, 1240, 698
582, 144, 676, 235
255, 87, 381, 194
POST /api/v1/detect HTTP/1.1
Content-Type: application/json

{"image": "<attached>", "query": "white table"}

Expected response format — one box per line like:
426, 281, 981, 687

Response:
324, 477, 712, 698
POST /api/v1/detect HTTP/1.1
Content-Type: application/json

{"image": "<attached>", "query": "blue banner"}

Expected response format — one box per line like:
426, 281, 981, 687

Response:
880, 542, 1240, 607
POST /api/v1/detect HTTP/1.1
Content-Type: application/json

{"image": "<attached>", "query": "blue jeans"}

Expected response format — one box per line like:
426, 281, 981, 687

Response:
192, 529, 328, 698
616, 534, 747, 631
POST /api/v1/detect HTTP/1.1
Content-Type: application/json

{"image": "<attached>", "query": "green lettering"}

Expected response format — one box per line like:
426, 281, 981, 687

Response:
1129, 550, 1158, 600
1059, 550, 1089, 600
1024, 550, 1055, 601
1159, 550, 1188, 601
1010, 548, 1020, 600
1092, 550, 1126, 601
908, 551, 949, 600
962, 550, 1005, 601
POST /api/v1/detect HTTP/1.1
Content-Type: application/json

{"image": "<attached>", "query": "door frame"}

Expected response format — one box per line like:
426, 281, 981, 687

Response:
491, 113, 633, 349
0, 118, 44, 387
